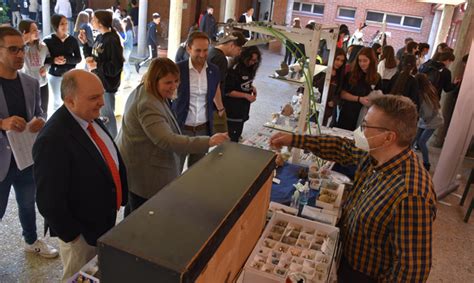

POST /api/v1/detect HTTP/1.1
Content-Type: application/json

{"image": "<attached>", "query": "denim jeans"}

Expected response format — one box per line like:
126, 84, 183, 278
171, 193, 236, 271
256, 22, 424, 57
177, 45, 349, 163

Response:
48, 74, 63, 111
415, 128, 435, 165
0, 161, 37, 244
101, 92, 117, 139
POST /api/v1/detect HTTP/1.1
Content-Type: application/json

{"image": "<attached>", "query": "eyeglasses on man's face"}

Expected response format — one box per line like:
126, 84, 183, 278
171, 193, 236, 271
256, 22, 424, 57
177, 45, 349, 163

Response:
360, 123, 391, 132
0, 45, 27, 55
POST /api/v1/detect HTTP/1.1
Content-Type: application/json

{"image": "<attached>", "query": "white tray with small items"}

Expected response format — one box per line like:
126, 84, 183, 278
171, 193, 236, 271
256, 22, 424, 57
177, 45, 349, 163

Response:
242, 212, 339, 283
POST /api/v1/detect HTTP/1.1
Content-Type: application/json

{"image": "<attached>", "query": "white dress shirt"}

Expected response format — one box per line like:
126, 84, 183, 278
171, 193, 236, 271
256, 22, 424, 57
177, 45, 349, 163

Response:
68, 109, 119, 168
185, 58, 209, 126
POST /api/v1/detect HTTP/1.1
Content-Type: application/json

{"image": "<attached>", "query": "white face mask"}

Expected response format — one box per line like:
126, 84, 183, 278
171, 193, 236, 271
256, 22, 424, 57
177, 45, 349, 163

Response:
353, 127, 389, 152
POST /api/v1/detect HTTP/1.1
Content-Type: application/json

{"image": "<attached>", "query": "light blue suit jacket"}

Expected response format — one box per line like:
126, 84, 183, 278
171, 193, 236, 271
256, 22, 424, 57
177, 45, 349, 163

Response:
0, 72, 44, 181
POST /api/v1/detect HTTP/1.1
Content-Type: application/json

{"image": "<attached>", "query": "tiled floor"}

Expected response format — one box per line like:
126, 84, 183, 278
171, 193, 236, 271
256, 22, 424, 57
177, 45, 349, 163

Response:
0, 49, 473, 282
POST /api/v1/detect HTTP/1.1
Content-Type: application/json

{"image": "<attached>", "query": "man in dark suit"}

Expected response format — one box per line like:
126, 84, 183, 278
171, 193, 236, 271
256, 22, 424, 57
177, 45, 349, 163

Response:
0, 26, 58, 259
33, 69, 128, 280
172, 31, 224, 167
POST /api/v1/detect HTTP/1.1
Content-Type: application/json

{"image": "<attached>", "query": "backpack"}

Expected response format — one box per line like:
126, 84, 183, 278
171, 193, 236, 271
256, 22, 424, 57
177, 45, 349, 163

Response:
420, 61, 443, 88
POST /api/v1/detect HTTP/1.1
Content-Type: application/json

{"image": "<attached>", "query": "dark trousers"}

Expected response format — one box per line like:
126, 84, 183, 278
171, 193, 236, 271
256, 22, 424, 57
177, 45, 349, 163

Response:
182, 125, 208, 168
227, 120, 245, 142
40, 84, 49, 116
0, 162, 37, 244
128, 191, 149, 214
338, 256, 376, 283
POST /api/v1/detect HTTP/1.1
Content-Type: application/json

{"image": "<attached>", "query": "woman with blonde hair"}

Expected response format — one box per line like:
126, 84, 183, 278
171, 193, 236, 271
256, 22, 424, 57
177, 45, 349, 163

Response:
116, 58, 228, 213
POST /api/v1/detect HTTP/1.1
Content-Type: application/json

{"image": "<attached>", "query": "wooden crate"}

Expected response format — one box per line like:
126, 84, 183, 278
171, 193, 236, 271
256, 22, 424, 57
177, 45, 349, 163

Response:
98, 143, 276, 282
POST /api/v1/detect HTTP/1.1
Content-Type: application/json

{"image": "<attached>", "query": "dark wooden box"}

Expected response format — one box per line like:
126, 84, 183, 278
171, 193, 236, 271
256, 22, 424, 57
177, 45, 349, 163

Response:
98, 143, 276, 282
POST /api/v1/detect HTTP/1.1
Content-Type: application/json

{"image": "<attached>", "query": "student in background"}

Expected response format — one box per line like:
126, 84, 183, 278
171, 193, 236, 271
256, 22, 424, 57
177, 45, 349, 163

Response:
312, 47, 347, 126
337, 47, 382, 131
19, 19, 50, 116
377, 45, 398, 94
44, 13, 82, 112
414, 73, 443, 171
390, 54, 420, 108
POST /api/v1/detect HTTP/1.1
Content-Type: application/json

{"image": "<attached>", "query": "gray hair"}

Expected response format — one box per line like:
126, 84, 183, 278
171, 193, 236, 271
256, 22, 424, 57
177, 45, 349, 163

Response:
60, 73, 78, 100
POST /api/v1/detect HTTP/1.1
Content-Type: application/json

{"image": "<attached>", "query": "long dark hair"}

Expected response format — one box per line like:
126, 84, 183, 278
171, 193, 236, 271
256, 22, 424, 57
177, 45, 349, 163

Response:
18, 19, 40, 48
349, 47, 379, 86
94, 10, 124, 62
415, 73, 440, 110
380, 45, 397, 69
333, 47, 346, 95
231, 46, 262, 79
391, 54, 417, 95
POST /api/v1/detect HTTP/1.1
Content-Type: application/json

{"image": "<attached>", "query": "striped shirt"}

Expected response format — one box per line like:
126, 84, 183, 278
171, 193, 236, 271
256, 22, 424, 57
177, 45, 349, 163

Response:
292, 134, 437, 282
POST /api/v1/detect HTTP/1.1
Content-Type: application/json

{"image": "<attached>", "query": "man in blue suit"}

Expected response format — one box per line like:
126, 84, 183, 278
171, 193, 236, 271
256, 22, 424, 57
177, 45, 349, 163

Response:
0, 27, 58, 258
173, 31, 226, 167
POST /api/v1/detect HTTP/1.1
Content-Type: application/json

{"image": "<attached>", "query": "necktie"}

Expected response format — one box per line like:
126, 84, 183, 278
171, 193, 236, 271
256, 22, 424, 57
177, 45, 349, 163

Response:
87, 123, 122, 210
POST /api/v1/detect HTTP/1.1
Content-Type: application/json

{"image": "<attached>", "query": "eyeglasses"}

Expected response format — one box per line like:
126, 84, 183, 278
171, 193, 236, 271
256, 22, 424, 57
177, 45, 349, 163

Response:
360, 123, 390, 132
0, 45, 26, 55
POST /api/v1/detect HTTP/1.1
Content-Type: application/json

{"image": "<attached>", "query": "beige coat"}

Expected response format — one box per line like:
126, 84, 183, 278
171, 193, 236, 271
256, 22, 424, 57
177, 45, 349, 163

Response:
116, 84, 210, 199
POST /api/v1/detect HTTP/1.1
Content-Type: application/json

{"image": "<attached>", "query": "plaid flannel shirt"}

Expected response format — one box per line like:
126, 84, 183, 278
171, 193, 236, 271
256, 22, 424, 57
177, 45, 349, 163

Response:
292, 134, 437, 282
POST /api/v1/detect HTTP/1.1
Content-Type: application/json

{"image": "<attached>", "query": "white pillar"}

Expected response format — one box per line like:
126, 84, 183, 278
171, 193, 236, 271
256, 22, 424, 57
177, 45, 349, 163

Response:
433, 40, 474, 197
224, 0, 236, 22
433, 5, 455, 53
427, 9, 442, 58
281, 0, 295, 54
137, 0, 149, 58
168, 0, 183, 61
219, 0, 226, 22
285, 0, 295, 26
42, 0, 51, 37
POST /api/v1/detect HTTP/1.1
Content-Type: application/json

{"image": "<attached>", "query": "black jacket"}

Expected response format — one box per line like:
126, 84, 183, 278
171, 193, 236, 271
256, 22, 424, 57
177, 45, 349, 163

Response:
83, 32, 124, 93
33, 106, 128, 246
199, 12, 217, 40
420, 60, 457, 99
44, 34, 82, 77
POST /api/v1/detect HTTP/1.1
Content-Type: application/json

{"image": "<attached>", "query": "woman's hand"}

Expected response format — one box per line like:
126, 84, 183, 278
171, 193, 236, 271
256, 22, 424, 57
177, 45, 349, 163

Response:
209, 133, 229, 147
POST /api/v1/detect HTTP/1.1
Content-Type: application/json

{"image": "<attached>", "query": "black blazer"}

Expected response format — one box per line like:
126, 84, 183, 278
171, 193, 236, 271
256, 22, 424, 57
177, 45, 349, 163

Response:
33, 106, 128, 246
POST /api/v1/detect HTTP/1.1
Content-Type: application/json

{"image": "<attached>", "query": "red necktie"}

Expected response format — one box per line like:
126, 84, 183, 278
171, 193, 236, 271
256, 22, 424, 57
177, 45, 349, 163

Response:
87, 123, 122, 210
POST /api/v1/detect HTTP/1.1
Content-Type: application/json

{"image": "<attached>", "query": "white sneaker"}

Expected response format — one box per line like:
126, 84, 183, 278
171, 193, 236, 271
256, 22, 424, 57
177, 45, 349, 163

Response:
25, 239, 59, 259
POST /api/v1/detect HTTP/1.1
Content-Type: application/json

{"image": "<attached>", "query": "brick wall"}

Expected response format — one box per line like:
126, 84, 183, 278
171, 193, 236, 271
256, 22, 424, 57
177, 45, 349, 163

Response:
286, 0, 435, 50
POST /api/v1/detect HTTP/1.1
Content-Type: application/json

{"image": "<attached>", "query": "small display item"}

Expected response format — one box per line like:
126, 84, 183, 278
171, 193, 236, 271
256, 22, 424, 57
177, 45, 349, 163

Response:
282, 236, 297, 246
262, 263, 275, 273
281, 104, 294, 117
318, 189, 337, 204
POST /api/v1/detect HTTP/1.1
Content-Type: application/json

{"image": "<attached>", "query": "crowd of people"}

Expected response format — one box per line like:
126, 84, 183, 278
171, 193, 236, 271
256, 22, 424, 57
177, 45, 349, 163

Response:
317, 35, 467, 171
0, 4, 469, 282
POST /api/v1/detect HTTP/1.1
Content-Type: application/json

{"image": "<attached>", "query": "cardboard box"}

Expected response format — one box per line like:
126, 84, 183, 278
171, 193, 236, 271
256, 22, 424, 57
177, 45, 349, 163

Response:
97, 143, 276, 283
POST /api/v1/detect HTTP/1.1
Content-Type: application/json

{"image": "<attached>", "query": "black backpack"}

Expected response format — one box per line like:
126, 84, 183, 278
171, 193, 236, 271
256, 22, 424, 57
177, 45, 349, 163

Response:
420, 61, 443, 87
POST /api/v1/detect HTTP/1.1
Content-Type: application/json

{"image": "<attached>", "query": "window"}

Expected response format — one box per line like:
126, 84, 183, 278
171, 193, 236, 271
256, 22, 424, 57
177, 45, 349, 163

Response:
404, 16, 423, 28
366, 11, 384, 22
365, 10, 423, 30
301, 3, 312, 12
337, 7, 356, 20
313, 5, 324, 15
386, 14, 402, 25
293, 2, 325, 16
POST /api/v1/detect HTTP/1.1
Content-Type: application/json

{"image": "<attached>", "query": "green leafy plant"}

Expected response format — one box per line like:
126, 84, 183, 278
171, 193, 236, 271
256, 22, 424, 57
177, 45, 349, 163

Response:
0, 4, 9, 25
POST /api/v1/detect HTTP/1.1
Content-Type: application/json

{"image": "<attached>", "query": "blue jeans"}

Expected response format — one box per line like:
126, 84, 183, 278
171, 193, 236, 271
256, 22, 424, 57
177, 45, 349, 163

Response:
415, 128, 435, 165
101, 92, 117, 138
0, 161, 37, 244
48, 74, 63, 111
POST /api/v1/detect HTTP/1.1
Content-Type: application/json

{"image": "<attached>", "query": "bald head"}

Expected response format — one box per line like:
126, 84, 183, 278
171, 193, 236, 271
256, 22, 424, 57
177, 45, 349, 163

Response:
61, 69, 103, 100
62, 70, 105, 122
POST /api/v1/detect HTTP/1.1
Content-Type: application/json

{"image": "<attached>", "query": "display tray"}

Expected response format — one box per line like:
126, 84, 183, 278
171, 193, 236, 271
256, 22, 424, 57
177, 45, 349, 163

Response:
242, 212, 339, 283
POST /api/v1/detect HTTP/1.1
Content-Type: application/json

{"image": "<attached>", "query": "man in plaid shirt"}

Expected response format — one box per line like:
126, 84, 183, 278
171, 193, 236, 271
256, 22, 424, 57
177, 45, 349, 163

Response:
270, 95, 437, 282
